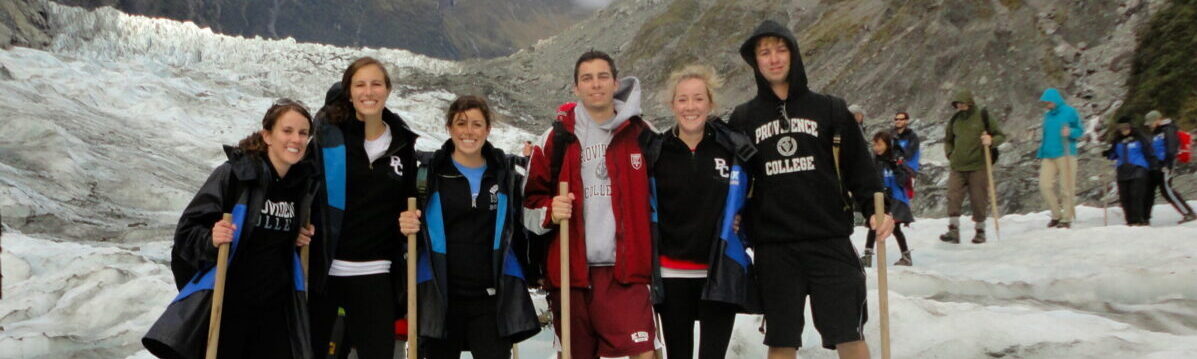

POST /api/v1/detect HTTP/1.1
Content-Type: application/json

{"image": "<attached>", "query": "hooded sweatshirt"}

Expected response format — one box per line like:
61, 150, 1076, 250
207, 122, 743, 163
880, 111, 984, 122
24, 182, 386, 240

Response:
1150, 119, 1181, 169
522, 77, 655, 289
728, 20, 884, 243
1036, 88, 1083, 159
945, 89, 1006, 172
574, 77, 643, 265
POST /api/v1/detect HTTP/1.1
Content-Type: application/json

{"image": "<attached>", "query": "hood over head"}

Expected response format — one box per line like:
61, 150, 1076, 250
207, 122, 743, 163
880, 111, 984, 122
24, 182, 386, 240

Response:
951, 89, 976, 108
739, 20, 809, 101
1039, 88, 1068, 113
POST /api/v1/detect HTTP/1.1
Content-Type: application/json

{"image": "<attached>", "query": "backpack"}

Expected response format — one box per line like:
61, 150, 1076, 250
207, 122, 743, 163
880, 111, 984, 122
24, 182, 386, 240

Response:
1178, 130, 1192, 163
949, 108, 999, 164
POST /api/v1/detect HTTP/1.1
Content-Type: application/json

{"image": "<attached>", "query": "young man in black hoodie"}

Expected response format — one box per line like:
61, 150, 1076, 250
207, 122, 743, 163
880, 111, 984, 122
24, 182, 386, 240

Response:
728, 20, 893, 359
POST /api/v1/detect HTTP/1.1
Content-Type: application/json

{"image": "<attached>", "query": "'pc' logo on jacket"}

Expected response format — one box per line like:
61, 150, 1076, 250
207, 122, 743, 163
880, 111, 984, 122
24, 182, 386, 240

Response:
715, 158, 730, 178
630, 153, 643, 170
389, 155, 404, 176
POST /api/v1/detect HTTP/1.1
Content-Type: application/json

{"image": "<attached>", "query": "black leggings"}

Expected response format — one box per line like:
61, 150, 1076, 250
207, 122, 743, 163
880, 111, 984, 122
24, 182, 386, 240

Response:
865, 225, 908, 252
1145, 169, 1195, 219
310, 273, 396, 359
425, 296, 512, 359
658, 278, 736, 359
1119, 177, 1149, 225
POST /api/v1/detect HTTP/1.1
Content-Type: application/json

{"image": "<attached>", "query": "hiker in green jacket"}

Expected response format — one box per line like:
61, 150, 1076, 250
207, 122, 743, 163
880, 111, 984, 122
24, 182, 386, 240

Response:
939, 89, 1006, 244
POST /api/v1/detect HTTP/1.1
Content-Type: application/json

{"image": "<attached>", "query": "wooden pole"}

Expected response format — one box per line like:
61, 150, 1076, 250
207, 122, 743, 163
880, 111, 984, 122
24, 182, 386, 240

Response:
301, 209, 311, 298
873, 193, 891, 359
407, 198, 418, 359
205, 213, 233, 359
983, 144, 1001, 240
559, 182, 571, 359
1103, 178, 1111, 226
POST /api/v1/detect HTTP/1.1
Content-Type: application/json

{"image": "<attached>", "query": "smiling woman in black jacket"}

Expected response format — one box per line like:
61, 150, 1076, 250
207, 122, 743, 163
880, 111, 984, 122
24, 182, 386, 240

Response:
647, 64, 756, 359
399, 95, 538, 359
307, 57, 420, 359
162, 99, 318, 358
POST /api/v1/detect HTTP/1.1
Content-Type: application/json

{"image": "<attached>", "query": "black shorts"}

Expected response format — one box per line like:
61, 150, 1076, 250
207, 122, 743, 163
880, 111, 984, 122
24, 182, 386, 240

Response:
755, 238, 867, 349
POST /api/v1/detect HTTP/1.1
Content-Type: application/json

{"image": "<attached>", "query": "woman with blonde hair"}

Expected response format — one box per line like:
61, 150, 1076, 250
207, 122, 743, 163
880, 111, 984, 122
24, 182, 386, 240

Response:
646, 64, 756, 359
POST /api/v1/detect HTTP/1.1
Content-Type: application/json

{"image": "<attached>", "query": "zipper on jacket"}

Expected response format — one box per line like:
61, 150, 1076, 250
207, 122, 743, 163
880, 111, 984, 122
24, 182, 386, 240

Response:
778, 102, 791, 132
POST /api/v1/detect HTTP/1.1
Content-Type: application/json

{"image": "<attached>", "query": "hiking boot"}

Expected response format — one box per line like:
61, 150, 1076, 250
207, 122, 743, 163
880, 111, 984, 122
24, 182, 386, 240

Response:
894, 250, 912, 266
1180, 214, 1197, 224
1056, 222, 1071, 229
939, 225, 960, 244
860, 249, 874, 268
1047, 219, 1060, 228
971, 229, 987, 244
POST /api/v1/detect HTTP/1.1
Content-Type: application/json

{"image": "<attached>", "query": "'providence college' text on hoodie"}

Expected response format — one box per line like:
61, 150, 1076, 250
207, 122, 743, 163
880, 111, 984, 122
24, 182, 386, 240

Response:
728, 20, 884, 244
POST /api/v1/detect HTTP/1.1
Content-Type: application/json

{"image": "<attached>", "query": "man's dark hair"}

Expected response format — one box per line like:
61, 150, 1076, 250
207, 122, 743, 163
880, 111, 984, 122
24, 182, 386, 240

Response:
573, 50, 617, 85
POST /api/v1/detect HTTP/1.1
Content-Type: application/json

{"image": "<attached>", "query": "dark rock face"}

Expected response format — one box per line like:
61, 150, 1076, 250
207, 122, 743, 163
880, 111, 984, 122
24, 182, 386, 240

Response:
1, 0, 51, 49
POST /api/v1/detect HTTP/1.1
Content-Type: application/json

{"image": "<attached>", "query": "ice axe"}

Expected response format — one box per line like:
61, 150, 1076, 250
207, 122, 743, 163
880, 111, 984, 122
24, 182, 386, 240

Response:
983, 138, 1001, 240
557, 181, 572, 359
206, 213, 233, 359
873, 193, 891, 359
300, 211, 311, 299
407, 197, 419, 359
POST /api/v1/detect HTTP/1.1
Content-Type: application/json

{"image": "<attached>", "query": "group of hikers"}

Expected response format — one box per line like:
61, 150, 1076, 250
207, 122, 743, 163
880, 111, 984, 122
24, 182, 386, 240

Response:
141, 18, 1193, 359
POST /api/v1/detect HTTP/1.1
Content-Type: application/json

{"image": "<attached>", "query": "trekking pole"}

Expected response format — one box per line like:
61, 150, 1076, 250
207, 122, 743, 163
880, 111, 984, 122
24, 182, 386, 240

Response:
873, 193, 891, 359
1062, 134, 1073, 227
1103, 176, 1111, 226
407, 197, 418, 359
559, 181, 572, 359
301, 210, 311, 299
982, 141, 1001, 240
206, 213, 233, 359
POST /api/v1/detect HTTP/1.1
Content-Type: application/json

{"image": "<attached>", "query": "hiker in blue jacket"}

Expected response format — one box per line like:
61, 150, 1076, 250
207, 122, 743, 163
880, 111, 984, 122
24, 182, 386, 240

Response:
1036, 88, 1084, 228
861, 131, 914, 267
1103, 116, 1158, 226
1144, 110, 1197, 224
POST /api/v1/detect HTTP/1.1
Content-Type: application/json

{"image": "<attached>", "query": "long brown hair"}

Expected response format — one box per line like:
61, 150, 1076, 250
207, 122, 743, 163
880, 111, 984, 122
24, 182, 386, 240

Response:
238, 99, 313, 153
323, 57, 392, 125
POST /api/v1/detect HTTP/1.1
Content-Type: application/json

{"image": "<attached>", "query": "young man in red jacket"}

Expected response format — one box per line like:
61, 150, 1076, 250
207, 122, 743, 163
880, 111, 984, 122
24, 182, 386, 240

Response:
522, 50, 657, 359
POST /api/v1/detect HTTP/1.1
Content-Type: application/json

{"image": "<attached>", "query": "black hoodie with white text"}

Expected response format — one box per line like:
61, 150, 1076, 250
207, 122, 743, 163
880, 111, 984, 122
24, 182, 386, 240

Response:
728, 20, 884, 244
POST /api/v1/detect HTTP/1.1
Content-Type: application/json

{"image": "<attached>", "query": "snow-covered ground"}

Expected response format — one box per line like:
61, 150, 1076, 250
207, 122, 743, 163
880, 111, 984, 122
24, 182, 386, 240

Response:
3, 2, 1197, 359
5, 205, 1196, 358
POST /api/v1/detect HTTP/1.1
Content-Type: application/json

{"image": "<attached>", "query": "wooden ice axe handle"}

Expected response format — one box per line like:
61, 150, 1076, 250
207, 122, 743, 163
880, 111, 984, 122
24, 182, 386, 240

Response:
206, 213, 232, 359
559, 182, 571, 359
874, 193, 891, 359
407, 197, 418, 359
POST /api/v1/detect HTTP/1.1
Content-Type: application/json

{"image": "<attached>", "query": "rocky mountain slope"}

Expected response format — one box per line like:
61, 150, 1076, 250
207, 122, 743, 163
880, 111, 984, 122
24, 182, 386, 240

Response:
5, 0, 1193, 220
429, 0, 1193, 218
